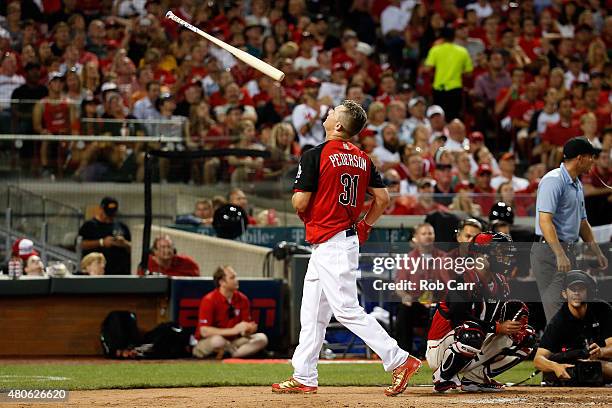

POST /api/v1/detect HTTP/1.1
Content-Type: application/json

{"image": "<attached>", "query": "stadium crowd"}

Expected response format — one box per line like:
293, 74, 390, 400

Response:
0, 0, 609, 223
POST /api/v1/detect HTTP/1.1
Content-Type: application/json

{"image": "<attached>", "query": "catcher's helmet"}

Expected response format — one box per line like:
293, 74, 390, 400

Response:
213, 204, 248, 239
470, 232, 517, 275
489, 201, 515, 225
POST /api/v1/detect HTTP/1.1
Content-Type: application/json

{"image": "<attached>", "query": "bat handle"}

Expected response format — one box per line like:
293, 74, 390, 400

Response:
165, 11, 175, 19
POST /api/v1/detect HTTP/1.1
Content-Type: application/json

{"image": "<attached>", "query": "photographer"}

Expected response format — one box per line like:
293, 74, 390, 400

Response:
534, 270, 612, 385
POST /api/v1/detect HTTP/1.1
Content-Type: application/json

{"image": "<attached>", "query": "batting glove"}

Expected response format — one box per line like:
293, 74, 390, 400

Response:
356, 219, 373, 245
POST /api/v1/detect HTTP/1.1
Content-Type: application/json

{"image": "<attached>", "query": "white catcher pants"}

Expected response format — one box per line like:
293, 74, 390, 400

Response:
292, 230, 409, 386
426, 331, 514, 382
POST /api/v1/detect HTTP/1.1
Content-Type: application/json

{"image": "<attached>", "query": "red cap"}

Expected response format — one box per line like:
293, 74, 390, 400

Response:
469, 131, 484, 143
11, 238, 38, 262
303, 77, 321, 88
359, 128, 376, 140
332, 62, 347, 71
476, 163, 493, 176
454, 180, 474, 193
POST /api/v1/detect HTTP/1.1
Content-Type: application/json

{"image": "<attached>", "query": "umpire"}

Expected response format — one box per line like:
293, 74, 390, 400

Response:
531, 137, 608, 322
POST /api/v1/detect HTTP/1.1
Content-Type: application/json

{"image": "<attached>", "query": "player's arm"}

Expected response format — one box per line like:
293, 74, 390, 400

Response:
363, 159, 389, 225
356, 161, 389, 244
534, 347, 574, 379
292, 148, 320, 217
363, 187, 389, 225
292, 191, 312, 213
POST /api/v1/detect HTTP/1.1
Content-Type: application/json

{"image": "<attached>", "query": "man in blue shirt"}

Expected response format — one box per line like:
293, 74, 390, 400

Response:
531, 137, 608, 321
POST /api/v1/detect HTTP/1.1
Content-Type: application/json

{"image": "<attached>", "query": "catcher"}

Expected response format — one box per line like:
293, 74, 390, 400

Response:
426, 232, 536, 392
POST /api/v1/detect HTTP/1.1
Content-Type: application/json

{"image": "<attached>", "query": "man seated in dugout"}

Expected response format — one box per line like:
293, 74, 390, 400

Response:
534, 270, 612, 385
193, 265, 268, 359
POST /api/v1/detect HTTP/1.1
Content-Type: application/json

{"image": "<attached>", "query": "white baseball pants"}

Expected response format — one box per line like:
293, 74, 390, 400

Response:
292, 230, 409, 387
426, 331, 514, 382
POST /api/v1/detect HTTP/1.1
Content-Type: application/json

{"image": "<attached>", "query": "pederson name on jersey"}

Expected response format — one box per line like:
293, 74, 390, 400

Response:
328, 153, 367, 171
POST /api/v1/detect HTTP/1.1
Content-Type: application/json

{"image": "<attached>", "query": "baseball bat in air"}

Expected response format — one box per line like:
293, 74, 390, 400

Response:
165, 11, 285, 82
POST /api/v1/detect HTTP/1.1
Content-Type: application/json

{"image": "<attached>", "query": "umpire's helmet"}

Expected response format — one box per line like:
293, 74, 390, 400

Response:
213, 204, 248, 239
489, 201, 515, 225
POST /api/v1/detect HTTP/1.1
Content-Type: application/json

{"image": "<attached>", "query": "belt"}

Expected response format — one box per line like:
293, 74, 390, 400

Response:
537, 236, 577, 244
345, 228, 356, 237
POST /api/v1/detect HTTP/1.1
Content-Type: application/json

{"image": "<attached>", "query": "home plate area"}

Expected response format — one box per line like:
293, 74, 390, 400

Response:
27, 386, 610, 408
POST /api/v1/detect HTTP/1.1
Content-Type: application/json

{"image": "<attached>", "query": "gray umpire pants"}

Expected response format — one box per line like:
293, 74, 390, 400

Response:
530, 242, 577, 322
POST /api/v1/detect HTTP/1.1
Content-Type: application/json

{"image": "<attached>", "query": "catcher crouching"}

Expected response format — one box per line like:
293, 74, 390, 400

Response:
425, 232, 536, 392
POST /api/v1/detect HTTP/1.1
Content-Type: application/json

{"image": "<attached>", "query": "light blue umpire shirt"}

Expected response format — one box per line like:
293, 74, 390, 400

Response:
535, 163, 587, 243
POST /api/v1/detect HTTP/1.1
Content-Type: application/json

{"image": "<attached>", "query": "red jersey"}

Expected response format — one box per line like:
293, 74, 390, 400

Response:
42, 99, 71, 134
508, 99, 544, 123
145, 254, 200, 277
473, 186, 495, 215
542, 120, 581, 147
294, 140, 385, 244
195, 288, 252, 340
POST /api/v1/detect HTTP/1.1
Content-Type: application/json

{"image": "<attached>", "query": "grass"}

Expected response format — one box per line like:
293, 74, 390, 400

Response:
0, 360, 540, 390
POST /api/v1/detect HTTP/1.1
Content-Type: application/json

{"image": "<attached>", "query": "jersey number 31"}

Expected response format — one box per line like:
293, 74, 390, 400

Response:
339, 174, 359, 207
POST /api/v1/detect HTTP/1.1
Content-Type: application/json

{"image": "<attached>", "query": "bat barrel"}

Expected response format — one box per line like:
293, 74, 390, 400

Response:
164, 10, 285, 82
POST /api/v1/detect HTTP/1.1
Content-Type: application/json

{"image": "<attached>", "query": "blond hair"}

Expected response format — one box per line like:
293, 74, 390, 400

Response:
580, 112, 597, 125
269, 122, 294, 150
587, 38, 608, 68
367, 101, 385, 119
81, 252, 105, 271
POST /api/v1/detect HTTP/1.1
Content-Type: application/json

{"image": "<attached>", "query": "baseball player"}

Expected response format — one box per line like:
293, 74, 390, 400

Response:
272, 100, 421, 396
426, 232, 536, 392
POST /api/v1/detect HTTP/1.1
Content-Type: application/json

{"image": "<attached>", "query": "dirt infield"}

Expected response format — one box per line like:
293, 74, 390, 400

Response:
18, 386, 612, 408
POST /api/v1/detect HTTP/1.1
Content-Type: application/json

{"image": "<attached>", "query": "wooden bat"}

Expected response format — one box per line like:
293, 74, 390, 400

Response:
165, 11, 285, 82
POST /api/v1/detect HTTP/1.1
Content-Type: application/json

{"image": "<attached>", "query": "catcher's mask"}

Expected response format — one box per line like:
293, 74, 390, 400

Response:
469, 232, 517, 276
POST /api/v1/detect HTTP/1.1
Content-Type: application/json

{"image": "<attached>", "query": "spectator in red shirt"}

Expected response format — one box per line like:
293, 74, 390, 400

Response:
375, 72, 398, 106
382, 169, 412, 215
541, 97, 581, 167
193, 265, 268, 359
473, 163, 495, 215
145, 235, 200, 277
574, 87, 611, 133
495, 67, 524, 118
510, 82, 543, 134
449, 180, 483, 218
406, 178, 449, 215
518, 18, 541, 61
